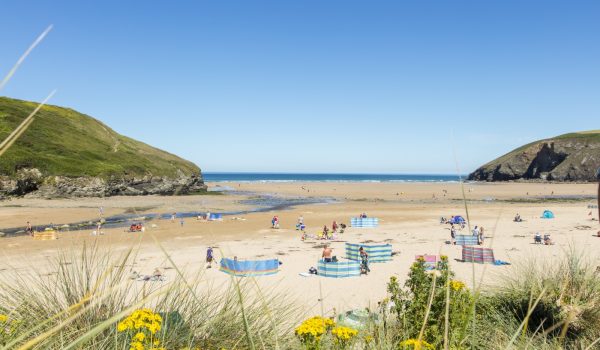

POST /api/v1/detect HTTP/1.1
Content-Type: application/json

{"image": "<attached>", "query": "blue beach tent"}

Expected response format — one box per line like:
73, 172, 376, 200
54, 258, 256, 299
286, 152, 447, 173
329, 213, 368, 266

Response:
541, 210, 555, 219
449, 216, 466, 225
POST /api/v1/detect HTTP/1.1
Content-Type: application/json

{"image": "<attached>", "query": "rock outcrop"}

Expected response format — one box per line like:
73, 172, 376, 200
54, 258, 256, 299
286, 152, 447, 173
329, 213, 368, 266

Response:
0, 96, 206, 198
469, 131, 600, 182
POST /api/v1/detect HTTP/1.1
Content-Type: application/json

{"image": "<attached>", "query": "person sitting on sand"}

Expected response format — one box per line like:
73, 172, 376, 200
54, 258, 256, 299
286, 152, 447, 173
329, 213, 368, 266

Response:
534, 232, 542, 244
514, 213, 522, 222
322, 245, 333, 263
543, 234, 554, 245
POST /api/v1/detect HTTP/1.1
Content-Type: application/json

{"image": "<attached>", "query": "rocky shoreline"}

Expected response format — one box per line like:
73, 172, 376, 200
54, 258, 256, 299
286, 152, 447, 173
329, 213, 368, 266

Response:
0, 168, 206, 199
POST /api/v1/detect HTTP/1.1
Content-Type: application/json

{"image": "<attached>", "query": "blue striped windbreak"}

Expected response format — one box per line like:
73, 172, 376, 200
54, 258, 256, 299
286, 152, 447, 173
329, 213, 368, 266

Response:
455, 235, 479, 246
317, 260, 361, 278
345, 243, 392, 262
350, 217, 379, 228
220, 258, 279, 277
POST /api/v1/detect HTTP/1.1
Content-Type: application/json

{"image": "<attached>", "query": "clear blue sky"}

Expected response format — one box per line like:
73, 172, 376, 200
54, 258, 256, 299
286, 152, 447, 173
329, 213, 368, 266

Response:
1, 1, 598, 174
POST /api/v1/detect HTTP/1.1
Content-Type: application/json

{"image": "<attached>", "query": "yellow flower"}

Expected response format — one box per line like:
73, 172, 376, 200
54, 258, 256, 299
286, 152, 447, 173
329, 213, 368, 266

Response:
133, 332, 145, 341
295, 316, 335, 344
0, 314, 8, 323
450, 280, 466, 291
331, 325, 358, 343
399, 338, 434, 350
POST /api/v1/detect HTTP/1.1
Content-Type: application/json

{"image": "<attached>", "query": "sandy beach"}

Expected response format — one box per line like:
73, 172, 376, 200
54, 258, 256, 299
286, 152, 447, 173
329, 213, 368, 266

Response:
1, 181, 598, 315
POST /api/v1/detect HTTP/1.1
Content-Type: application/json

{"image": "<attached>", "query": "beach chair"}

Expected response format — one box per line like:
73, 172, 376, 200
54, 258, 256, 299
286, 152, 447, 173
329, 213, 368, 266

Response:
455, 235, 479, 246
415, 255, 438, 270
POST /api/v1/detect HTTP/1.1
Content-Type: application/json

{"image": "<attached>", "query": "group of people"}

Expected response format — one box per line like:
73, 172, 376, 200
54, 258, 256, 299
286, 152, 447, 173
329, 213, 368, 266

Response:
271, 216, 280, 229
321, 244, 370, 275
129, 223, 144, 232
448, 223, 484, 245
534, 233, 554, 245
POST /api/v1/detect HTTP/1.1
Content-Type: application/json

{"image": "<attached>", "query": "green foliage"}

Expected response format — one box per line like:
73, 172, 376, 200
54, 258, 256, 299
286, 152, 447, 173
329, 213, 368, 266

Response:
387, 256, 473, 349
477, 249, 600, 349
0, 96, 200, 178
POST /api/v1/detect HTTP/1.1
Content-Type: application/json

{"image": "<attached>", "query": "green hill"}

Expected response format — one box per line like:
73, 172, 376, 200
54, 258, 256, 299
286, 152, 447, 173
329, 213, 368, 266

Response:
0, 96, 205, 197
469, 130, 600, 182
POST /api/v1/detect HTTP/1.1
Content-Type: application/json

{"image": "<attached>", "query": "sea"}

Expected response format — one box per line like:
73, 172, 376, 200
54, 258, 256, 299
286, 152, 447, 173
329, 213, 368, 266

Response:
203, 172, 464, 183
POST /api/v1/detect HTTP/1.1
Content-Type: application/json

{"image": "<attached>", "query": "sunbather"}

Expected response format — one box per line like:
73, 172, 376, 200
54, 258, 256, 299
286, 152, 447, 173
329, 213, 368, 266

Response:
322, 245, 333, 262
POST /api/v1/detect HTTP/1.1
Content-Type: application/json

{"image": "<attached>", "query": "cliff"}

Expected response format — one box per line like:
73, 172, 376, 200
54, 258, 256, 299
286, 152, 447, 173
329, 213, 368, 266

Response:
0, 96, 206, 198
468, 131, 600, 182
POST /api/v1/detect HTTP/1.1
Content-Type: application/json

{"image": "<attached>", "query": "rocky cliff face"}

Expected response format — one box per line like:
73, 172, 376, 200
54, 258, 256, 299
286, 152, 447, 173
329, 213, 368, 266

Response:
469, 131, 600, 182
0, 168, 205, 198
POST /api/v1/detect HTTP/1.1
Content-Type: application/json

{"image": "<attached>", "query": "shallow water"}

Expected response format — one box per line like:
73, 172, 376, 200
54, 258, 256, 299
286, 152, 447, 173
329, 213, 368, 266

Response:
0, 192, 336, 237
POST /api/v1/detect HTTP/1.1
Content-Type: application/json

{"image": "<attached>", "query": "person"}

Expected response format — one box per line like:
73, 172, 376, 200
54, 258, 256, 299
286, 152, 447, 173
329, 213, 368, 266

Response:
479, 226, 485, 244
206, 211, 211, 221
534, 232, 542, 244
298, 215, 304, 225
332, 221, 338, 233
450, 224, 456, 244
180, 218, 184, 227
171, 213, 176, 222
206, 247, 214, 268
472, 225, 480, 237
323, 225, 330, 239
359, 246, 370, 274
514, 213, 521, 222
322, 245, 333, 262
544, 234, 554, 245
26, 221, 33, 236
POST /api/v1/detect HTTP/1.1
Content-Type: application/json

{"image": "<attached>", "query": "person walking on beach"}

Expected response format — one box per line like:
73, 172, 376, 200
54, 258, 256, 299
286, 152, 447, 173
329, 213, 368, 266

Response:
450, 224, 456, 244
359, 246, 370, 274
206, 247, 214, 268
322, 245, 333, 262
171, 213, 176, 222
332, 221, 338, 233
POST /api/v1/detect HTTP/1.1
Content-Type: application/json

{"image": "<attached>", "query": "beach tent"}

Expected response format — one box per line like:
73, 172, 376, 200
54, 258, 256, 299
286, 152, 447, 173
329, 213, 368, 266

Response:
209, 213, 223, 221
350, 217, 379, 228
346, 243, 392, 262
541, 210, 555, 219
455, 235, 479, 246
219, 258, 279, 277
462, 246, 495, 264
317, 260, 361, 278
449, 216, 466, 225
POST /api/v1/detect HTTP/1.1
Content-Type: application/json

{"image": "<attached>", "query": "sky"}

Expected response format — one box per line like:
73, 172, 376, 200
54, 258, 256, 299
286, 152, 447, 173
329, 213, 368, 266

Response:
0, 1, 599, 174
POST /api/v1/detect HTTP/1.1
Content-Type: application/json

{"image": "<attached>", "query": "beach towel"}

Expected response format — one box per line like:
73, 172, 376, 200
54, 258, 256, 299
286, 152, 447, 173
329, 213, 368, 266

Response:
345, 243, 392, 262
219, 258, 279, 277
455, 235, 479, 246
317, 260, 361, 278
350, 217, 379, 228
462, 246, 495, 264
415, 255, 437, 270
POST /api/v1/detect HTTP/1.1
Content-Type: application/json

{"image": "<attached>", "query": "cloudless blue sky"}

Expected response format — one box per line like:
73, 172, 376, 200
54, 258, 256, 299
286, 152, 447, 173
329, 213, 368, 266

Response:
1, 1, 598, 174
